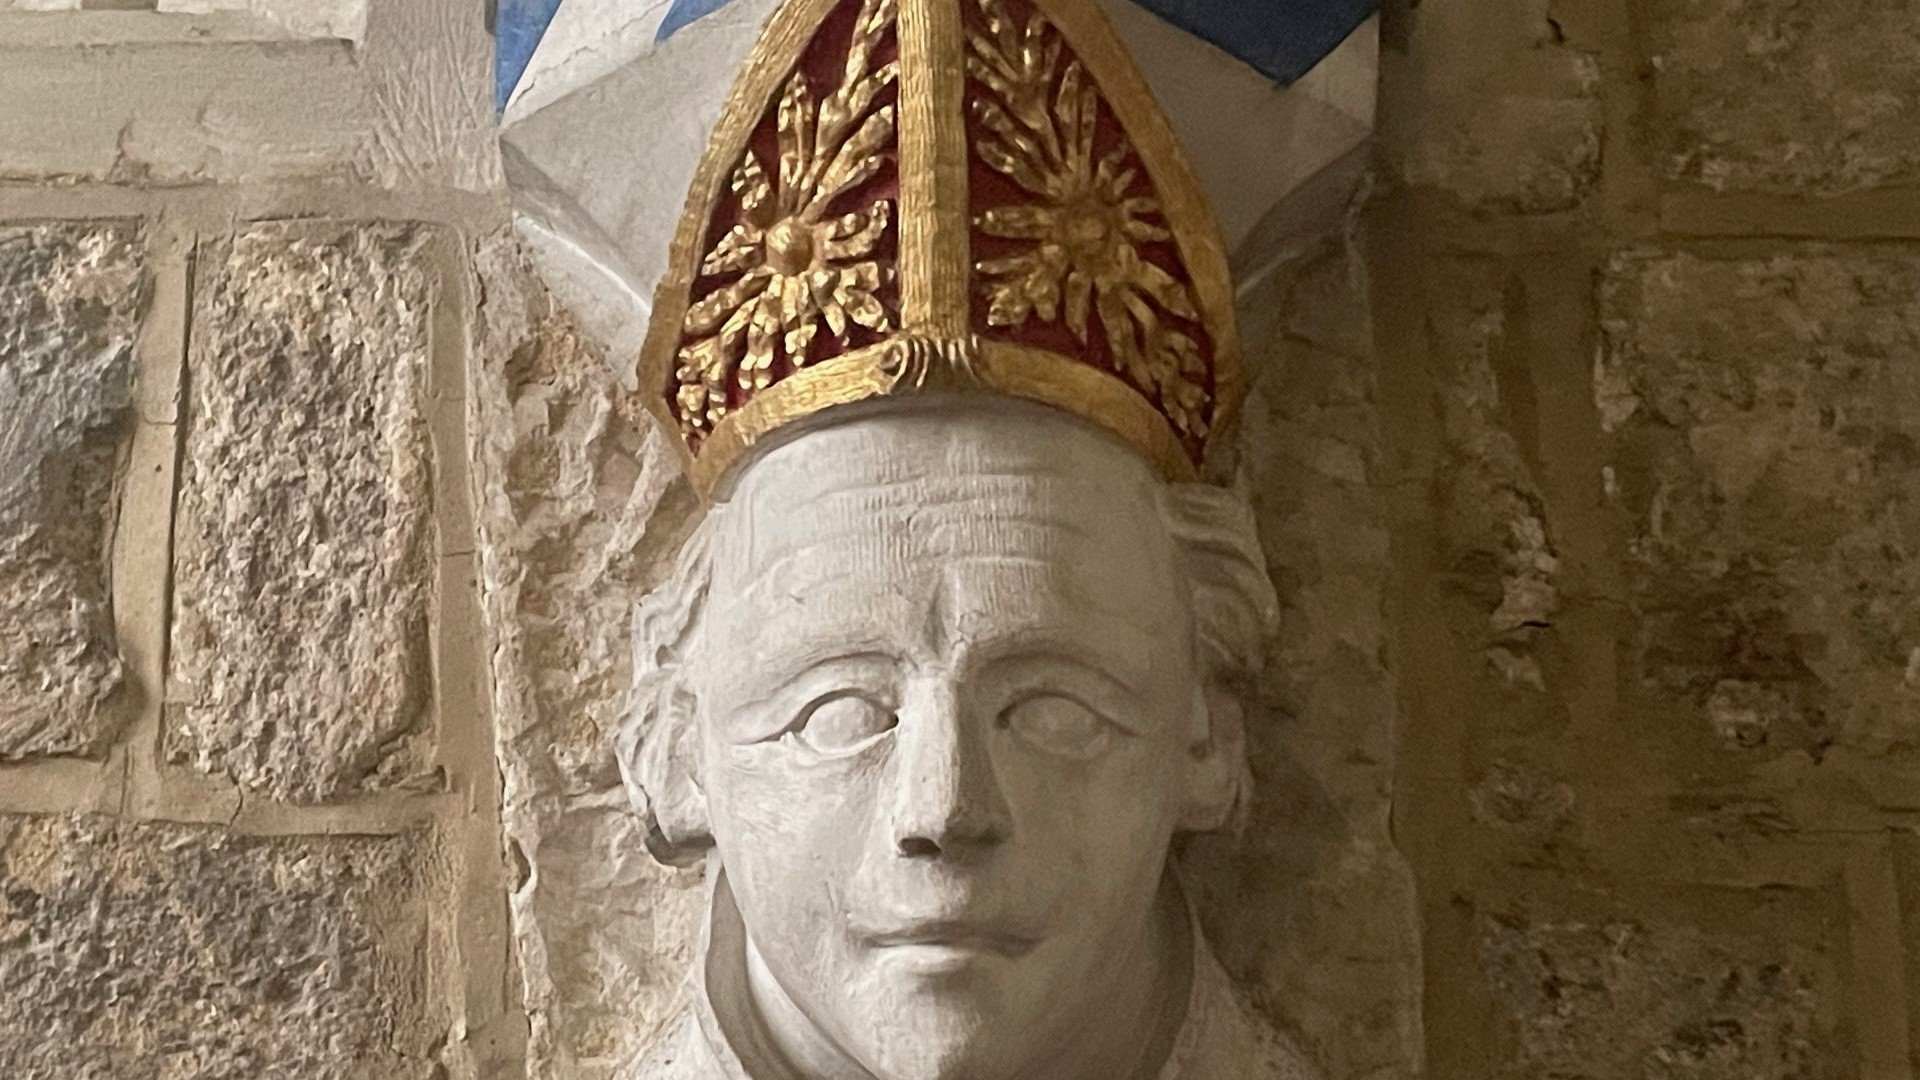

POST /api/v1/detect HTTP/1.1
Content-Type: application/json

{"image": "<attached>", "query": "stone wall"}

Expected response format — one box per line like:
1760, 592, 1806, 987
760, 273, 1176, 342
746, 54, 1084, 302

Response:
3, 6, 1418, 1075
2, 0, 1914, 1078
1375, 0, 1920, 1075
0, 4, 522, 1078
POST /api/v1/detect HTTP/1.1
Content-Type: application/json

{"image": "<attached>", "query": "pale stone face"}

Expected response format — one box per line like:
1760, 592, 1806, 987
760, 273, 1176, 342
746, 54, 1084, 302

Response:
691, 406, 1201, 1080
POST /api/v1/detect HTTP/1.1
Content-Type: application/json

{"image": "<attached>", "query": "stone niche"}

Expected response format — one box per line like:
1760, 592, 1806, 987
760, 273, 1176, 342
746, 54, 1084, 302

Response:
469, 233, 1422, 1078
472, 235, 708, 1078
479, 3, 1410, 1078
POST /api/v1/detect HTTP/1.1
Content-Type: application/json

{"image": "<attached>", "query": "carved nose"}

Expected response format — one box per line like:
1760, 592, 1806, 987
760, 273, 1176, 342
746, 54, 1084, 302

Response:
888, 682, 1011, 858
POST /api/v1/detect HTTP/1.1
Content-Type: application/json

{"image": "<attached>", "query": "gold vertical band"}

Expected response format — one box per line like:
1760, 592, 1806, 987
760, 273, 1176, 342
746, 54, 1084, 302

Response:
896, 0, 971, 338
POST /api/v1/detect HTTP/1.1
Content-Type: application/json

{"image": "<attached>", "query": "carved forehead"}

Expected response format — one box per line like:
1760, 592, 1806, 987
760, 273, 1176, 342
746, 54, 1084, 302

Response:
712, 406, 1174, 572
722, 402, 1163, 501
700, 406, 1189, 650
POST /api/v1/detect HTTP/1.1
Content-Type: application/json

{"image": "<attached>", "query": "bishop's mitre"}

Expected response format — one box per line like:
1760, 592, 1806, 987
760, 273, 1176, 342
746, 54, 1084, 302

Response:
640, 0, 1243, 495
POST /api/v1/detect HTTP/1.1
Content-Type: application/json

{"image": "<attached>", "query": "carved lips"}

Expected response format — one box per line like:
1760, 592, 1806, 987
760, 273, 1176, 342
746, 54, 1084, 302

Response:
851, 913, 1045, 972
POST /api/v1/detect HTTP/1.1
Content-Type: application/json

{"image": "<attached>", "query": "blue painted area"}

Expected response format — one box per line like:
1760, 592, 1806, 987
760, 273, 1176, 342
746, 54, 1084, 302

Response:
659, 0, 740, 42
494, 0, 1375, 111
1126, 0, 1377, 85
642, 0, 1375, 79
496, 0, 566, 110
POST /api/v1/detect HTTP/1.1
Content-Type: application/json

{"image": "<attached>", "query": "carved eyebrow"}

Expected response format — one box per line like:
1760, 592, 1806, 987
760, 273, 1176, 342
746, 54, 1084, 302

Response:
715, 650, 901, 737
754, 646, 901, 693
954, 632, 1153, 701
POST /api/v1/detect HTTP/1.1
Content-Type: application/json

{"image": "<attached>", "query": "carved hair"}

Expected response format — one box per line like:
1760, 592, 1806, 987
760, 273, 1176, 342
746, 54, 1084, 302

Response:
617, 482, 1280, 867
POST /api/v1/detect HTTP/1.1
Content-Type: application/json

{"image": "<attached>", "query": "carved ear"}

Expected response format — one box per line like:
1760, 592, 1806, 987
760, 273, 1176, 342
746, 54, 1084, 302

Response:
615, 683, 713, 868
1178, 681, 1252, 835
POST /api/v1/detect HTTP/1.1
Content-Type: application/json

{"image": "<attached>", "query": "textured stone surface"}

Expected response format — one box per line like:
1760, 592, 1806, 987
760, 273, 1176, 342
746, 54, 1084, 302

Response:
1470, 759, 1576, 838
471, 234, 703, 1079
168, 223, 437, 803
1375, 0, 1920, 1068
1599, 251, 1920, 767
1427, 267, 1561, 692
154, 0, 368, 41
0, 224, 143, 760
1184, 243, 1424, 1080
0, 0, 498, 190
1650, 0, 1920, 194
0, 814, 438, 1079
1479, 910, 1840, 1079
1897, 835, 1920, 1053
1383, 0, 1601, 213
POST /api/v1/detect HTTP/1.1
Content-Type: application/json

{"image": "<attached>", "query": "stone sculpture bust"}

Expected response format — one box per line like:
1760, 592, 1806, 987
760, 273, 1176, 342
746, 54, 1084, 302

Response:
611, 1, 1320, 1076
620, 401, 1313, 1080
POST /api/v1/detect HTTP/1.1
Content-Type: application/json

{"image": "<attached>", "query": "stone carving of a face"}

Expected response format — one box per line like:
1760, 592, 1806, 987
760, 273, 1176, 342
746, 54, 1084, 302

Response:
621, 401, 1277, 1080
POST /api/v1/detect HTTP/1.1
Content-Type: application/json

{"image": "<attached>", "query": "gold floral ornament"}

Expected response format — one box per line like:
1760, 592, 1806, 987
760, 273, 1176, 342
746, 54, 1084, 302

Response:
673, 0, 902, 436
967, 0, 1212, 439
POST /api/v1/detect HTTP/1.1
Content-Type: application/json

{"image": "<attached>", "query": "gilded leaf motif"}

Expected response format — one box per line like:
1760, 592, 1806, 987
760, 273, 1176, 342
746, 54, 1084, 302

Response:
673, 0, 901, 436
967, 0, 1211, 438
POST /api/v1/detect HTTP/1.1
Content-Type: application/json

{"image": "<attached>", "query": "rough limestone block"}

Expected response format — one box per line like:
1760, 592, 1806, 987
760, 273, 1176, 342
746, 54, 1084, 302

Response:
471, 234, 703, 1079
169, 223, 437, 803
1383, 0, 1601, 213
1479, 911, 1839, 1079
0, 814, 437, 1080
0, 223, 144, 760
1649, 0, 1920, 194
1182, 244, 1424, 1080
1425, 268, 1561, 693
1599, 251, 1920, 766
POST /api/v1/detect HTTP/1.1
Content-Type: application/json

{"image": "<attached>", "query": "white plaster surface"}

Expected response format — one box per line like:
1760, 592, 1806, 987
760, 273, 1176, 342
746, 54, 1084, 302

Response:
505, 0, 775, 123
500, 0, 783, 358
1093, 4, 1377, 257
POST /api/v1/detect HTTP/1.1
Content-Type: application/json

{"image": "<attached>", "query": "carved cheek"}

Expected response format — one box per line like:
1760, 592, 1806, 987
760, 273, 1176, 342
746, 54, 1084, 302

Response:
993, 730, 1175, 844
711, 742, 891, 865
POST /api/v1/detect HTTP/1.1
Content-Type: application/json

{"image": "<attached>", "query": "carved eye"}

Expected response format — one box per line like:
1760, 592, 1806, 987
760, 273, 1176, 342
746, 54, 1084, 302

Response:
791, 693, 898, 755
1000, 695, 1114, 760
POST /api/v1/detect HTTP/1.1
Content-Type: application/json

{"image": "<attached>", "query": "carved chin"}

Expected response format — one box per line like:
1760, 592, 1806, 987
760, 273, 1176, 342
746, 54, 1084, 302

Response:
842, 961, 1035, 1080
853, 1005, 1005, 1080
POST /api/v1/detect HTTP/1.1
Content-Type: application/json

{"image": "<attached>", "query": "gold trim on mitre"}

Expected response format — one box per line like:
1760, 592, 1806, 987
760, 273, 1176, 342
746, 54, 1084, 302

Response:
639, 0, 1241, 498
